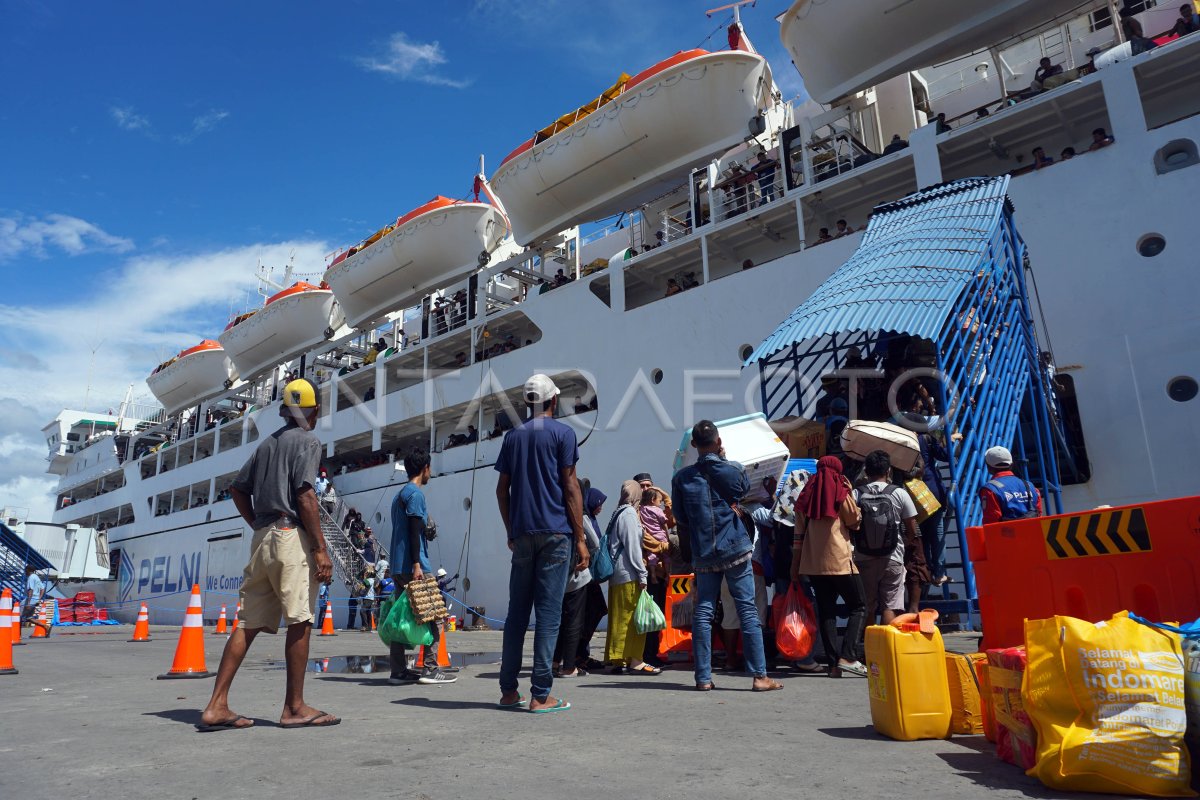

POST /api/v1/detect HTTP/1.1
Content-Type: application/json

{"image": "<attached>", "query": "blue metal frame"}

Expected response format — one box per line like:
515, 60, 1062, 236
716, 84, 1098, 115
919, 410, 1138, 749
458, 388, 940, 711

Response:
753, 179, 1064, 627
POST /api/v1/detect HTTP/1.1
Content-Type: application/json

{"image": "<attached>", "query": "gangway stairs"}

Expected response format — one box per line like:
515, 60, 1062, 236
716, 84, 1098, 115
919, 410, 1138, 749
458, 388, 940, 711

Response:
747, 177, 1065, 630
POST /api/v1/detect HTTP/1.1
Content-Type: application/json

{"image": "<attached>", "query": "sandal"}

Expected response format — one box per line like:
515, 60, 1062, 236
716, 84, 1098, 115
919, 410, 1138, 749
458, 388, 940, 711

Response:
553, 668, 588, 678
752, 678, 784, 692
627, 664, 662, 675
695, 682, 716, 691
793, 661, 827, 674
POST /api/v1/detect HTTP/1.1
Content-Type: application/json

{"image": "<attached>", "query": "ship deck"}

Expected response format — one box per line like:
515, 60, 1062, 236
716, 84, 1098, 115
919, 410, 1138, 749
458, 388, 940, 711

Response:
4, 627, 1061, 799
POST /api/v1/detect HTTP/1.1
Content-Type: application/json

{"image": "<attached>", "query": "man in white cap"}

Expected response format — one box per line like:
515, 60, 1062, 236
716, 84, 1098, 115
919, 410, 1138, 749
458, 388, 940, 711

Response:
495, 373, 589, 713
979, 446, 1042, 524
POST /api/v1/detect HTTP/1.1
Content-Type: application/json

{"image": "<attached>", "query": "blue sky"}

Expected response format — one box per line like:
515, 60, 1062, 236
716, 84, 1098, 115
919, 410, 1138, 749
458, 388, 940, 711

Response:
0, 0, 804, 516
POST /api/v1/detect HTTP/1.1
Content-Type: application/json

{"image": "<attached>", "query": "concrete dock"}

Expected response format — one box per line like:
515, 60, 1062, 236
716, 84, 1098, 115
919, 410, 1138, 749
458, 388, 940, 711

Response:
1, 626, 1060, 799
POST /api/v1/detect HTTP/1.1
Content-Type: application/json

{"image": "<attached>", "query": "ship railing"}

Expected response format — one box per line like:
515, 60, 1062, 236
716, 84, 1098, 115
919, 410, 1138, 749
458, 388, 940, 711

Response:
317, 495, 388, 590
710, 167, 786, 225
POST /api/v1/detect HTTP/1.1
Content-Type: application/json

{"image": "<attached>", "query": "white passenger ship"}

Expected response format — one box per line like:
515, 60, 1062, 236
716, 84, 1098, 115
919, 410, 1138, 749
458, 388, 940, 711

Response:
38, 1, 1200, 623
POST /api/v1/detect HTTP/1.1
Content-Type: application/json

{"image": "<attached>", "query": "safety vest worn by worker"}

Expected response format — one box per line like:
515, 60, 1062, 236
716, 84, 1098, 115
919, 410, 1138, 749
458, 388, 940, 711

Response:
981, 474, 1040, 520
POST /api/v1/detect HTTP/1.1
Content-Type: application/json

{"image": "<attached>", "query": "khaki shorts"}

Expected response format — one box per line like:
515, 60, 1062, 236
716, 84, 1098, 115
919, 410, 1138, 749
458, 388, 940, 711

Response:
856, 555, 905, 619
239, 522, 318, 633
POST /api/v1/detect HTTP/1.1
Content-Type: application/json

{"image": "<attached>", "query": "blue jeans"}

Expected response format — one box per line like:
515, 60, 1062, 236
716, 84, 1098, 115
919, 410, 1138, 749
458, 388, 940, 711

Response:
920, 508, 946, 581
692, 557, 767, 685
500, 533, 571, 701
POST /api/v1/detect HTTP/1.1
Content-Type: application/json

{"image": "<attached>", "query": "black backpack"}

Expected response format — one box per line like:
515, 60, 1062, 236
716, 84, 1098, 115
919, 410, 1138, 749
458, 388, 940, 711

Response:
855, 484, 902, 557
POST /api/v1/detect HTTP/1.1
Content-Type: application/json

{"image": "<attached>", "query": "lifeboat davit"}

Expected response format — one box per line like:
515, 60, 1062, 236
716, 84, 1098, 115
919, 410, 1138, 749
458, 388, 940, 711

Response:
146, 340, 238, 416
217, 282, 343, 381
780, 0, 1090, 104
490, 47, 773, 246
324, 197, 508, 329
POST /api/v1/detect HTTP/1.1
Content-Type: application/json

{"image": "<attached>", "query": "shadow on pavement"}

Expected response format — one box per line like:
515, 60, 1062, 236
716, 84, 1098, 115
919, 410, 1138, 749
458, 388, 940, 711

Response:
817, 725, 882, 740
936, 739, 1056, 798
142, 708, 266, 728
393, 696, 504, 711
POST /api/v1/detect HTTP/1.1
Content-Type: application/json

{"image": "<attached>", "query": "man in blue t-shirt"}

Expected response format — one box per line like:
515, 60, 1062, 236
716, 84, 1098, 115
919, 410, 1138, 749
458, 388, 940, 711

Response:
22, 566, 51, 636
387, 450, 455, 686
495, 373, 589, 713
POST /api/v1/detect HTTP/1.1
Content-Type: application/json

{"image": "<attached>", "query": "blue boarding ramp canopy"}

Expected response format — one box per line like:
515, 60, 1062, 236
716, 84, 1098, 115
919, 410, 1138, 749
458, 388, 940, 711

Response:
746, 176, 1064, 623
0, 521, 55, 600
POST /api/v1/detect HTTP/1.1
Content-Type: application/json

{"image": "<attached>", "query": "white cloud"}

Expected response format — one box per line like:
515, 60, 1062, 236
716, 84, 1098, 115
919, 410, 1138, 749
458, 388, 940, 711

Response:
357, 32, 470, 88
0, 238, 331, 520
0, 213, 134, 261
174, 108, 230, 143
110, 105, 151, 133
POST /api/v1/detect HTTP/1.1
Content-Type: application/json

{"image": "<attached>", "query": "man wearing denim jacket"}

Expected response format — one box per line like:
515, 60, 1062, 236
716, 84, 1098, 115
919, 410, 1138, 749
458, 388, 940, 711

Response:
671, 420, 783, 693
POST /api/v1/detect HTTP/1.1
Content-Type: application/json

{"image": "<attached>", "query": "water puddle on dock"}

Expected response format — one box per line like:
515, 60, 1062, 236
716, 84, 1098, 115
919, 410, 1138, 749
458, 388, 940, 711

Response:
252, 652, 503, 673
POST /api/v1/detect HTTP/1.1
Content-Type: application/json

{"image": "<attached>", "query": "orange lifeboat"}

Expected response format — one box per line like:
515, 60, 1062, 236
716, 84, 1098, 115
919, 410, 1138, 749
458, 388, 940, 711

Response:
146, 340, 238, 415
217, 282, 343, 380
324, 197, 508, 329
489, 47, 773, 246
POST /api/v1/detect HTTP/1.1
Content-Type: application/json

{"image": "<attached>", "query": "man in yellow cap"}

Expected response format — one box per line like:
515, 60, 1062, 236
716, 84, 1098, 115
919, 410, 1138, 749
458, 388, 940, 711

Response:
199, 378, 338, 731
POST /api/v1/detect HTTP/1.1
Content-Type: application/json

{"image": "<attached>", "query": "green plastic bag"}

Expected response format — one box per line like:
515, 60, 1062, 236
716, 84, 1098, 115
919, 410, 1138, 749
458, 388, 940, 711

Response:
634, 588, 666, 634
377, 591, 434, 647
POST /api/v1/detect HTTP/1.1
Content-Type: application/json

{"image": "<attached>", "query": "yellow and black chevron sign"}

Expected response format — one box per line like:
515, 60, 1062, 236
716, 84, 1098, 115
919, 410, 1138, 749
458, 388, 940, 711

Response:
669, 576, 693, 596
1042, 507, 1151, 560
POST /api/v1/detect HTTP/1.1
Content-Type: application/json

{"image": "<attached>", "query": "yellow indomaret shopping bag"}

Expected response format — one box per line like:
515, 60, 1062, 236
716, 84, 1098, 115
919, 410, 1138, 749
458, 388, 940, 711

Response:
1023, 611, 1195, 797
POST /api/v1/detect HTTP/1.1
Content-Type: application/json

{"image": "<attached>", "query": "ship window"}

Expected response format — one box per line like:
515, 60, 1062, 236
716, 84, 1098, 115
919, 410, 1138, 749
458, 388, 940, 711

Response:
375, 512, 382, 524
1136, 233, 1165, 257
739, 344, 754, 362
651, 368, 663, 385
463, 497, 472, 511
1154, 139, 1198, 175
1167, 376, 1198, 403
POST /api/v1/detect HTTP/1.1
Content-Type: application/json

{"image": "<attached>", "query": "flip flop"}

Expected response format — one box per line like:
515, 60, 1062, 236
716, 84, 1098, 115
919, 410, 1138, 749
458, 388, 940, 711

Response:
752, 678, 785, 692
793, 662, 827, 674
196, 715, 254, 732
280, 712, 340, 729
627, 664, 662, 675
696, 682, 716, 691
528, 698, 571, 714
497, 694, 527, 710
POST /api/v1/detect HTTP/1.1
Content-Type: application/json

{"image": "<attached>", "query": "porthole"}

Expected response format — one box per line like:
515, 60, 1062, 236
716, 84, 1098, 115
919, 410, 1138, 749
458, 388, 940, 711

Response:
1167, 376, 1198, 403
375, 512, 382, 523
651, 368, 664, 385
739, 344, 754, 362
463, 497, 472, 511
1136, 233, 1166, 258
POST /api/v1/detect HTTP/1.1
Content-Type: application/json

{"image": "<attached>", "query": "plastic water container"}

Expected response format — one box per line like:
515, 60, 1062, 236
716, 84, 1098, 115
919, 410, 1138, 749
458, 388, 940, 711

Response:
865, 613, 952, 741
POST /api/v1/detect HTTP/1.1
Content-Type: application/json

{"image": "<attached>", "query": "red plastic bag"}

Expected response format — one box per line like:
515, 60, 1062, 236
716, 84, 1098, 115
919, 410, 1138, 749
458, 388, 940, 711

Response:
774, 584, 817, 660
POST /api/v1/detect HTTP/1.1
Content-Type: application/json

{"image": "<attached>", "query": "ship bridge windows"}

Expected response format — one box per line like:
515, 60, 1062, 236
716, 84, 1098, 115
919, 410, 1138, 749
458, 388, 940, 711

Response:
1135, 34, 1200, 129
936, 81, 1110, 184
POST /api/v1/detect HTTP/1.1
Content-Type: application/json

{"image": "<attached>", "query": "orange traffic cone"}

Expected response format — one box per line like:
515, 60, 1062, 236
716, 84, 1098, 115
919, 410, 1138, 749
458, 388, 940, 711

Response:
370, 611, 377, 632
436, 628, 451, 668
230, 602, 241, 634
318, 601, 337, 636
11, 600, 23, 647
128, 603, 152, 642
1, 589, 18, 675
157, 584, 212, 679
30, 602, 50, 639
213, 604, 228, 635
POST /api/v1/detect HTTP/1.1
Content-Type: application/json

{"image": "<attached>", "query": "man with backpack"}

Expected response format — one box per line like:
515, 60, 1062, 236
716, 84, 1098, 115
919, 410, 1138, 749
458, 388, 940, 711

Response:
852, 450, 921, 625
979, 446, 1043, 523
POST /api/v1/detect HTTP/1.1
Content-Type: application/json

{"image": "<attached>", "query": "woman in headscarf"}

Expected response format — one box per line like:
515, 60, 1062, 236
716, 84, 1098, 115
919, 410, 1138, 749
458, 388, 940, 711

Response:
554, 485, 606, 677
789, 456, 868, 677
604, 480, 662, 675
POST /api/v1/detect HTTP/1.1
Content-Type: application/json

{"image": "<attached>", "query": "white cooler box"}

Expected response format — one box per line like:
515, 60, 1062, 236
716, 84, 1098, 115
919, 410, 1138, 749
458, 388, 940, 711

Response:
673, 413, 790, 503
839, 419, 920, 471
